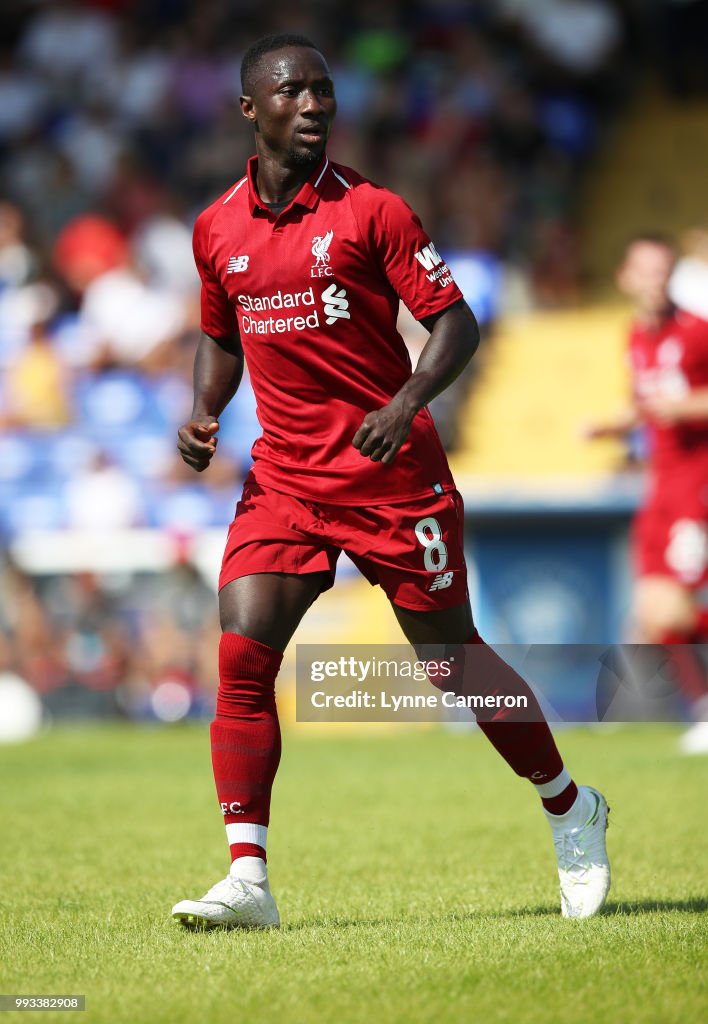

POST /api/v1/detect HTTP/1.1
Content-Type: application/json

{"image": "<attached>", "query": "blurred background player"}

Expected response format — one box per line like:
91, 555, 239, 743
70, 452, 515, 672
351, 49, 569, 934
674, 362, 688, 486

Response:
588, 234, 708, 752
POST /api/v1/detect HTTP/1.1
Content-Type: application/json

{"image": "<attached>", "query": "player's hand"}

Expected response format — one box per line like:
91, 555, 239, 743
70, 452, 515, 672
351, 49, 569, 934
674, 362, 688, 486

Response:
177, 416, 219, 472
352, 398, 414, 465
639, 396, 682, 425
582, 422, 623, 440
582, 407, 641, 440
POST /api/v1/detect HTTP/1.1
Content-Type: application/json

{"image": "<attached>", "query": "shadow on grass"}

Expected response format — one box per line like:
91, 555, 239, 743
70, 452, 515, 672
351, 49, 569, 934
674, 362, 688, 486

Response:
507, 897, 708, 917
605, 898, 708, 915
280, 897, 708, 931
170, 898, 708, 936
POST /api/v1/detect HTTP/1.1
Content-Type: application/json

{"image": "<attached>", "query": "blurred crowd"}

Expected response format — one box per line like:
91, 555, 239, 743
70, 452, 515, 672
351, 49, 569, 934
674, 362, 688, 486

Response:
0, 0, 636, 298
0, 553, 220, 720
2, 0, 706, 717
2, 3, 694, 442
0, 2, 647, 491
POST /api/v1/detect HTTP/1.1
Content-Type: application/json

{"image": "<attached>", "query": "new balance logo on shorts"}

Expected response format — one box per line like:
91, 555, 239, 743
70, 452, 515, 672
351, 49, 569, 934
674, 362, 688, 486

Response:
227, 255, 250, 273
429, 571, 454, 592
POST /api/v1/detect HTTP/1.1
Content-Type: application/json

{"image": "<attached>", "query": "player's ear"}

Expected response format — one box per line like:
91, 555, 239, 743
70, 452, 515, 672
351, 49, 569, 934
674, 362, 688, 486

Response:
240, 94, 258, 127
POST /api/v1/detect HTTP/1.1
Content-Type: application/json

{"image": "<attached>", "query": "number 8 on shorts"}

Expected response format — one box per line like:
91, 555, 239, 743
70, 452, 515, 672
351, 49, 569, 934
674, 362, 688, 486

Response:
414, 516, 448, 572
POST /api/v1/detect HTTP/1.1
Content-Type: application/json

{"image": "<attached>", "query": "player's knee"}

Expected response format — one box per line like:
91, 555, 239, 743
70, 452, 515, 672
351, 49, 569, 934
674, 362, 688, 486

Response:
634, 580, 696, 641
216, 631, 281, 718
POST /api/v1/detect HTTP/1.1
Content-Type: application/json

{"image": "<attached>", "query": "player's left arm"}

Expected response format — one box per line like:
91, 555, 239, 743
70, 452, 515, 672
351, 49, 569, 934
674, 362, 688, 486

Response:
352, 299, 480, 463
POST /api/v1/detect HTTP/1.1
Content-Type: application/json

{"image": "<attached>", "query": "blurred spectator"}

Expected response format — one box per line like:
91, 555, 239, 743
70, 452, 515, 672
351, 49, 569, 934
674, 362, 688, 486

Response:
28, 155, 91, 245
55, 99, 127, 197
64, 452, 144, 529
19, 0, 118, 85
499, 0, 621, 80
2, 320, 72, 429
1, 560, 68, 696
92, 22, 174, 130
0, 555, 219, 721
133, 212, 198, 293
669, 224, 708, 320
80, 250, 190, 372
53, 215, 128, 295
0, 201, 33, 288
0, 275, 59, 370
170, 27, 231, 127
0, 51, 47, 146
58, 573, 131, 693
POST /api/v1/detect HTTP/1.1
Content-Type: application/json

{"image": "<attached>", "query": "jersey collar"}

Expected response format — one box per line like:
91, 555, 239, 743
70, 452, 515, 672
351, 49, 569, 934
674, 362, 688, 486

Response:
246, 154, 329, 216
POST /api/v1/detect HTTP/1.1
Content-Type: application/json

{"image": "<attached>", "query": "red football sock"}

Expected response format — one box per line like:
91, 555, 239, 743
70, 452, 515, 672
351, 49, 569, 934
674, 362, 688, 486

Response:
694, 608, 708, 641
433, 632, 578, 814
657, 630, 708, 705
211, 631, 283, 863
692, 606, 708, 638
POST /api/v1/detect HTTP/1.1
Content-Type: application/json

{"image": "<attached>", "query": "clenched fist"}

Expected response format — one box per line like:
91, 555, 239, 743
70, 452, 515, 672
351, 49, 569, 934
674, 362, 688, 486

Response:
352, 397, 414, 465
177, 416, 219, 472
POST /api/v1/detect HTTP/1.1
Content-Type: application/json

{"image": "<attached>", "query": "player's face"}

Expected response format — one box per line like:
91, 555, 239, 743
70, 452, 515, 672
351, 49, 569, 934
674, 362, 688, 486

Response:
616, 241, 675, 314
241, 47, 336, 168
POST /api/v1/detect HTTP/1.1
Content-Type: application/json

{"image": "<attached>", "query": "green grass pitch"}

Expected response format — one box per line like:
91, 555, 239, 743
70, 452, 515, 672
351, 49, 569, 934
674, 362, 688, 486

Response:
0, 724, 705, 1024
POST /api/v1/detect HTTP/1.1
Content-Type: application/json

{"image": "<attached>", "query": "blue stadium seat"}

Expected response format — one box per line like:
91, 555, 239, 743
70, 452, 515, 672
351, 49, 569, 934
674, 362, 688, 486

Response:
144, 483, 238, 530
0, 434, 40, 484
149, 485, 222, 530
4, 486, 66, 532
40, 431, 97, 483
73, 371, 165, 434
102, 431, 174, 480
149, 373, 192, 430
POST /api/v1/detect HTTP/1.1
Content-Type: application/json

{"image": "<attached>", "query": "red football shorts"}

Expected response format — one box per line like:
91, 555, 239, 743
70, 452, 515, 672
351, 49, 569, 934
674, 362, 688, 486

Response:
219, 473, 469, 611
633, 468, 708, 587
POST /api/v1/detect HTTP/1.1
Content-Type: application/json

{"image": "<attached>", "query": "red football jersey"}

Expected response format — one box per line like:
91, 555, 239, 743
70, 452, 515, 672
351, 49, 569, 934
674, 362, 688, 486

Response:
629, 308, 708, 473
192, 155, 463, 505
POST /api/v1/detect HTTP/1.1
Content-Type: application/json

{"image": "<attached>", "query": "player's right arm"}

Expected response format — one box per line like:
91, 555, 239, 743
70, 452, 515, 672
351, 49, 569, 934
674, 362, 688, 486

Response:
177, 330, 243, 472
179, 205, 243, 472
584, 406, 641, 440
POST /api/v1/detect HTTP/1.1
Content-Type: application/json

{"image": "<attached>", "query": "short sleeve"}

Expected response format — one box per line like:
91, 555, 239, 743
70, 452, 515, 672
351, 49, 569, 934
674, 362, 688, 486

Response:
192, 210, 239, 338
358, 188, 463, 321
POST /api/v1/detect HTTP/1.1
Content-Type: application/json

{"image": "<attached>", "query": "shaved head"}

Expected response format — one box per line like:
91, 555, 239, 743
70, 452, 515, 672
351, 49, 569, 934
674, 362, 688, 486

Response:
241, 32, 321, 95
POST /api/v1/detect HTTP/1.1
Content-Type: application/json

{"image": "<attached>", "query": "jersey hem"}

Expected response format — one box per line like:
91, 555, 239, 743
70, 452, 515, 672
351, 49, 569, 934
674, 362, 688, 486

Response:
413, 291, 463, 322
248, 467, 457, 508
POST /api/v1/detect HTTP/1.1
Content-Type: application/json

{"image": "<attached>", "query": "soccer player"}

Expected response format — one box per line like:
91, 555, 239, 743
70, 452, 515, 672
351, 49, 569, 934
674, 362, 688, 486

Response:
588, 234, 708, 753
171, 33, 610, 929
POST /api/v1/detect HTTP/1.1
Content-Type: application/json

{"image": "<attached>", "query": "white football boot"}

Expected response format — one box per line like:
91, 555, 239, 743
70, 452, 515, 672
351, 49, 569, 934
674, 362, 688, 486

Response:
548, 786, 611, 919
679, 720, 708, 755
172, 861, 280, 930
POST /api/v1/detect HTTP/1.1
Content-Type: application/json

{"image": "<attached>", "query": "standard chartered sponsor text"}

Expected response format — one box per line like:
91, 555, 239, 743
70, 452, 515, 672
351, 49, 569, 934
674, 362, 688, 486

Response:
239, 286, 319, 334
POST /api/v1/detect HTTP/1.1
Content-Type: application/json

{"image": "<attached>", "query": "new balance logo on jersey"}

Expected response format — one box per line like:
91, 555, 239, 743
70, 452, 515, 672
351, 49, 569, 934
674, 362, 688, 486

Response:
429, 571, 454, 592
414, 243, 443, 271
322, 283, 350, 324
227, 255, 249, 274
